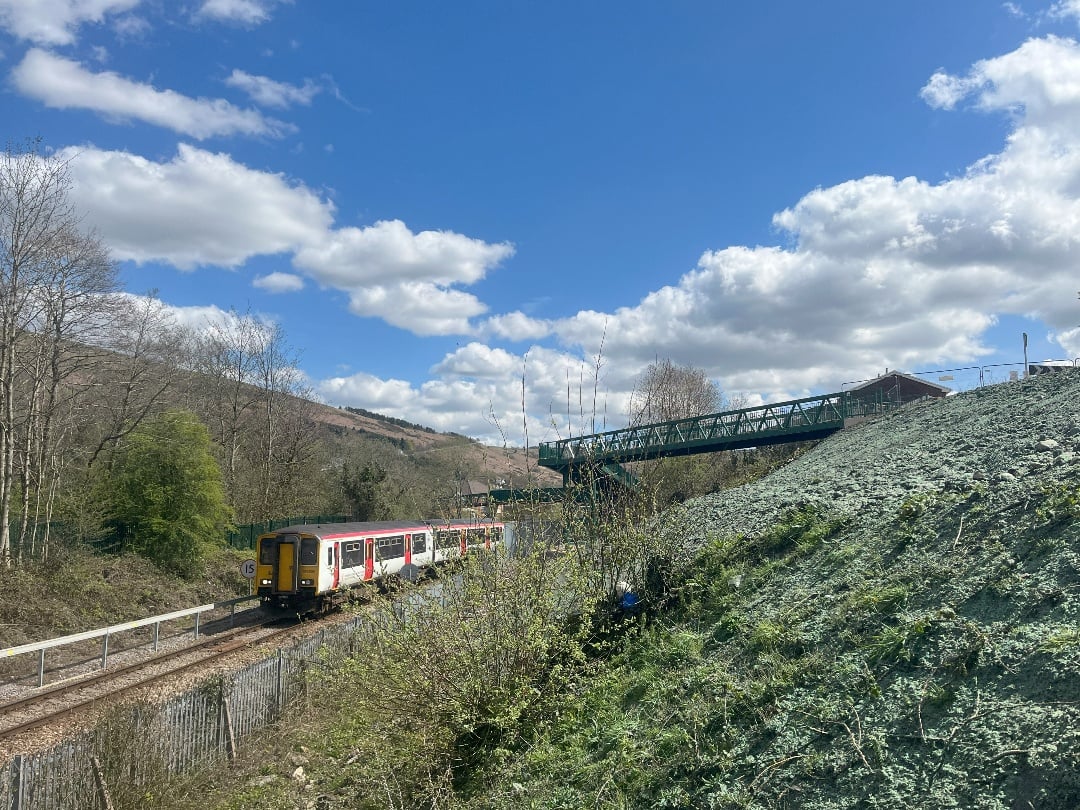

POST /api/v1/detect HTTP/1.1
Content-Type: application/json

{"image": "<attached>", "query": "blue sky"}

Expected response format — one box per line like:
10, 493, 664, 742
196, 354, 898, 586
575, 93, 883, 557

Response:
4, 1, 1080, 444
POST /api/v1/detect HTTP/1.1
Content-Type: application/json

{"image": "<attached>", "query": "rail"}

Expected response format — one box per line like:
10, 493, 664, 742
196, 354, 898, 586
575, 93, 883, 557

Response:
1, 595, 260, 688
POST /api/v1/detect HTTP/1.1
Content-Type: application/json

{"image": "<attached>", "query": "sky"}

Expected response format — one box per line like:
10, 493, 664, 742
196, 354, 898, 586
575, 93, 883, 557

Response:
4, 1, 1080, 446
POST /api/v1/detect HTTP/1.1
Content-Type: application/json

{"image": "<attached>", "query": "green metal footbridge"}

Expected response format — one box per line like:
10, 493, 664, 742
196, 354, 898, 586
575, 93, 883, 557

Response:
532, 390, 891, 491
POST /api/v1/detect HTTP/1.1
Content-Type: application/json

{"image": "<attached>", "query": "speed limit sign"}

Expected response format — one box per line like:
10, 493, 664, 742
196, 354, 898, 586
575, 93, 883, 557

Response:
240, 559, 257, 579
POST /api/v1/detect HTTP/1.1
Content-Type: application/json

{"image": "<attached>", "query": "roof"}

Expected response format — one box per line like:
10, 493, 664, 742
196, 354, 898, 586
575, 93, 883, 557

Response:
848, 371, 952, 396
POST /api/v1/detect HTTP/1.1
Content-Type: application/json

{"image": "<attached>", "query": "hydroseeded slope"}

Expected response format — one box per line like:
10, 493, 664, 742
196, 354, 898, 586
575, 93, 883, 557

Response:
654, 371, 1080, 808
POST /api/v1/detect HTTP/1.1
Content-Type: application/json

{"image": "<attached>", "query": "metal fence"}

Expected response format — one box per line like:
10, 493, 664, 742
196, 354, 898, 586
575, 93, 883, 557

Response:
0, 613, 366, 810
224, 515, 350, 550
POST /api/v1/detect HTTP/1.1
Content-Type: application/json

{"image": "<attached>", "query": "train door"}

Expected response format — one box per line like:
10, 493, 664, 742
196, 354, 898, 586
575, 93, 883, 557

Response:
364, 538, 375, 580
276, 539, 297, 592
331, 542, 340, 589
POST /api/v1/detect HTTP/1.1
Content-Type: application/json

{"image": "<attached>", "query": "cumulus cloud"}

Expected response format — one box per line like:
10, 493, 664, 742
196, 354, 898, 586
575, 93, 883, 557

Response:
481, 311, 553, 341
253, 272, 304, 293
431, 343, 521, 379
60, 144, 514, 336
0, 0, 140, 45
541, 34, 1080, 402
318, 344, 611, 444
345, 282, 488, 336
224, 69, 320, 108
294, 219, 514, 336
13, 49, 289, 139
61, 143, 334, 268
920, 36, 1080, 132
294, 219, 514, 288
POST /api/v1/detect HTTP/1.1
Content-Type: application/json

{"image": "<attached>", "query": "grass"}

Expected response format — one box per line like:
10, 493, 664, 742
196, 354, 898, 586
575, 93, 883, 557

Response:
0, 543, 251, 648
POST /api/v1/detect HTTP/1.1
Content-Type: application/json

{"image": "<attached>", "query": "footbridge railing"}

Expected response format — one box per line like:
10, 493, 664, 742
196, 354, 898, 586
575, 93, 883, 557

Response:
538, 390, 888, 478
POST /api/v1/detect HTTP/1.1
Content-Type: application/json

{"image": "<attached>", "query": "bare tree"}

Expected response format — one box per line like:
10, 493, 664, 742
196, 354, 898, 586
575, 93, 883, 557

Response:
85, 292, 189, 470
630, 358, 723, 425
249, 321, 310, 522
0, 140, 118, 564
189, 312, 264, 498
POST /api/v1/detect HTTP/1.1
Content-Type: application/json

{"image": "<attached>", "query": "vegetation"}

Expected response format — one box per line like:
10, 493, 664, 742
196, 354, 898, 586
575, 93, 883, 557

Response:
102, 410, 234, 576
0, 142, 518, 578
135, 374, 1080, 810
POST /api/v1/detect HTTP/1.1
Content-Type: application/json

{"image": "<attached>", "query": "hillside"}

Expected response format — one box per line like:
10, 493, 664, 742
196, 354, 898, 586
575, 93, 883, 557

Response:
308, 400, 558, 489
470, 371, 1080, 808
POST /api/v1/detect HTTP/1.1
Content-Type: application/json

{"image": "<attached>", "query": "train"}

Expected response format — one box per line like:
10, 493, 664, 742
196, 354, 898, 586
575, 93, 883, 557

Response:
255, 518, 506, 611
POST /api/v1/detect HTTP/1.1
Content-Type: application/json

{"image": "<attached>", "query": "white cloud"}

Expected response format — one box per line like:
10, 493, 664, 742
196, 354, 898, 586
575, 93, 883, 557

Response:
295, 219, 514, 336
1051, 1, 1080, 23
197, 0, 287, 25
253, 272, 304, 293
0, 0, 140, 45
920, 36, 1080, 133
920, 71, 976, 110
481, 311, 553, 341
13, 49, 289, 139
1052, 326, 1080, 356
542, 35, 1080, 401
318, 344, 610, 444
431, 343, 520, 379
60, 144, 514, 336
224, 69, 320, 108
345, 282, 487, 336
294, 219, 514, 288
62, 144, 334, 268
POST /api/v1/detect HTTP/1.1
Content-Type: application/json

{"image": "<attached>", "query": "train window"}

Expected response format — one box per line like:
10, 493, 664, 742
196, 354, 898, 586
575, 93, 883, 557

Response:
492, 526, 503, 543
300, 538, 318, 566
259, 539, 275, 564
466, 528, 485, 546
435, 529, 461, 549
411, 533, 427, 554
342, 542, 363, 568
327, 547, 333, 567
376, 534, 406, 560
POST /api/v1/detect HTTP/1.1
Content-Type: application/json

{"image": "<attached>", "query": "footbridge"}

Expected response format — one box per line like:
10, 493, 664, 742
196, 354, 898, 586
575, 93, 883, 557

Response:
535, 390, 888, 489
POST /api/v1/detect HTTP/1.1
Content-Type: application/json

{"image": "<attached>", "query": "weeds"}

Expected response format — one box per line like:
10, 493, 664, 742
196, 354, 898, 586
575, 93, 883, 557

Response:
1035, 483, 1080, 526
863, 613, 932, 664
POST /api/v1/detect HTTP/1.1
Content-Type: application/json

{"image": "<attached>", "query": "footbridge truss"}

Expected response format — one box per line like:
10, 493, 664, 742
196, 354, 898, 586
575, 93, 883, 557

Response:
536, 391, 888, 489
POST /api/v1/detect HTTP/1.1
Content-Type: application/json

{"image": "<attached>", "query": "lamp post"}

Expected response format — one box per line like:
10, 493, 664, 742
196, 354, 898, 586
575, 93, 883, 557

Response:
1023, 332, 1028, 379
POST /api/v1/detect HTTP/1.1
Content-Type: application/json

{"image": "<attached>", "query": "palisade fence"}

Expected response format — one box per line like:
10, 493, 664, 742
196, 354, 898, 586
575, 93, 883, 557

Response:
0, 613, 367, 810
6, 515, 351, 563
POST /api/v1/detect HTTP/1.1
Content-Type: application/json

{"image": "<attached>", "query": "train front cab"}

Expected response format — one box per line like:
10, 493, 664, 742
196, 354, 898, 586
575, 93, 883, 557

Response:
256, 531, 321, 608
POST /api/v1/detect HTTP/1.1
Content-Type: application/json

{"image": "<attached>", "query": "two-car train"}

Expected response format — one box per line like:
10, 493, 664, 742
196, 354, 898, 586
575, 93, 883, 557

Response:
255, 519, 505, 611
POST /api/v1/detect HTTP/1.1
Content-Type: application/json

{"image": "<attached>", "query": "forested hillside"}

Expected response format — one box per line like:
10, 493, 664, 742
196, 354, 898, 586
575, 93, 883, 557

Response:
0, 142, 552, 575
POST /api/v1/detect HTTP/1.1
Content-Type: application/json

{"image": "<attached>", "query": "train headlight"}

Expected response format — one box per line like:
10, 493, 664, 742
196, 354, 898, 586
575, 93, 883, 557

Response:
300, 578, 314, 586
260, 578, 272, 586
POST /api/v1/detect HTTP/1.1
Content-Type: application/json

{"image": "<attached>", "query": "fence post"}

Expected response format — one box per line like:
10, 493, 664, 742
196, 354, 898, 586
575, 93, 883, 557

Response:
11, 755, 24, 810
90, 756, 115, 810
220, 692, 238, 761
276, 648, 284, 716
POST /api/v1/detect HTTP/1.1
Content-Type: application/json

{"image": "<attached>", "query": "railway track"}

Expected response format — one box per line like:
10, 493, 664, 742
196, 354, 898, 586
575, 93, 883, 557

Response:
0, 617, 301, 743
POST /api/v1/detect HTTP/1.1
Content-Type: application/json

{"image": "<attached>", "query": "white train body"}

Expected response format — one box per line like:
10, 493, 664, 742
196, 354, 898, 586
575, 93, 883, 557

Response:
255, 519, 504, 610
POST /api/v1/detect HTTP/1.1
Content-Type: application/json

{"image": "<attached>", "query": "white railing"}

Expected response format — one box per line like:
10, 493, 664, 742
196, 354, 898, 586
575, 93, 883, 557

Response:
1, 595, 260, 688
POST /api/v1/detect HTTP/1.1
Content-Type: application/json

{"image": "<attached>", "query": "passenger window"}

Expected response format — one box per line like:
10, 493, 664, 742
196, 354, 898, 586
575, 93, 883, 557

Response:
300, 537, 318, 565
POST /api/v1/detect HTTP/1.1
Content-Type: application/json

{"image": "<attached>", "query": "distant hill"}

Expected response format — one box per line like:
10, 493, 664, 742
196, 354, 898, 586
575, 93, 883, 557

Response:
306, 398, 560, 489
